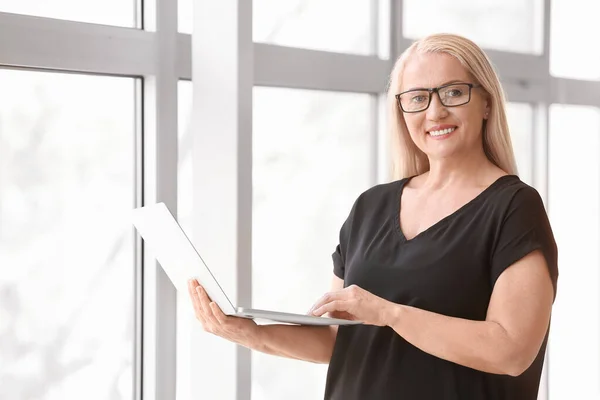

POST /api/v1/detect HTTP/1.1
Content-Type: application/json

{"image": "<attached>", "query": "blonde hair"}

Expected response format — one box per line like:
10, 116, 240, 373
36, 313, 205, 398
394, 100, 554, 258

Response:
387, 33, 518, 180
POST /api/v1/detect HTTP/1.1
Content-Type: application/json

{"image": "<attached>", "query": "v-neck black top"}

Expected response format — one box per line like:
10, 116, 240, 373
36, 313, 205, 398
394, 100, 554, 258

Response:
324, 175, 559, 400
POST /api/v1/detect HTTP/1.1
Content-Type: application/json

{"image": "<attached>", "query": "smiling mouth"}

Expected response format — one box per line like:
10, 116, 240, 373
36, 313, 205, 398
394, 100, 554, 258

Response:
428, 127, 456, 137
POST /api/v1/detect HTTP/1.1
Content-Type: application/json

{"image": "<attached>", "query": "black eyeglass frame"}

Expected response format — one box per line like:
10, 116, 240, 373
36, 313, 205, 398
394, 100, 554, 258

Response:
395, 82, 482, 113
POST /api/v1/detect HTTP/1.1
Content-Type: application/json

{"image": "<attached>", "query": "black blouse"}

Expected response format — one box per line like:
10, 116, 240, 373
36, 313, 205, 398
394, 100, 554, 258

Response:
325, 175, 559, 400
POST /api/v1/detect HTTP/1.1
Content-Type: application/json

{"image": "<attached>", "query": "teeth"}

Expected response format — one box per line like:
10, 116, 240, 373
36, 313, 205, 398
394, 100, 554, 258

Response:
429, 127, 456, 137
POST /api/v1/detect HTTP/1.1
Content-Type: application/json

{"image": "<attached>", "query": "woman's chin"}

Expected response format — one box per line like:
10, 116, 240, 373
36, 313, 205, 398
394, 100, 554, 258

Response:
422, 143, 461, 159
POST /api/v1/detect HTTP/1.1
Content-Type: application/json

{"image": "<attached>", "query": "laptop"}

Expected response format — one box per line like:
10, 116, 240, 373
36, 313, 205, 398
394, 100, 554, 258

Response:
131, 202, 362, 326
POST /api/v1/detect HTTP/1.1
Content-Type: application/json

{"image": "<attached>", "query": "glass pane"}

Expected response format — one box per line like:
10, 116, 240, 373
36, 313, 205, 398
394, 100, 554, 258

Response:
178, 0, 192, 34
403, 0, 543, 54
505, 102, 533, 185
177, 80, 194, 235
548, 104, 600, 399
0, 0, 136, 27
176, 80, 193, 400
253, 0, 374, 56
0, 70, 136, 399
252, 87, 372, 399
550, 0, 600, 80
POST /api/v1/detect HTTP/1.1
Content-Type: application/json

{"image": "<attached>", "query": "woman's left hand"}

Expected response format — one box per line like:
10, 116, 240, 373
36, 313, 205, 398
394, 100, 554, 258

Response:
308, 285, 393, 326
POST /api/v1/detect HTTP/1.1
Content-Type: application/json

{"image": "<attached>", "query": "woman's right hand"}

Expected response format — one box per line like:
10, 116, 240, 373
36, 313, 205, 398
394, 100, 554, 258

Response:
187, 279, 260, 347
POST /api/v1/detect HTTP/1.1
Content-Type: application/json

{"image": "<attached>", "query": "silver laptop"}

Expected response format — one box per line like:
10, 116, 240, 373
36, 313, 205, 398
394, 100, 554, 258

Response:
131, 202, 362, 326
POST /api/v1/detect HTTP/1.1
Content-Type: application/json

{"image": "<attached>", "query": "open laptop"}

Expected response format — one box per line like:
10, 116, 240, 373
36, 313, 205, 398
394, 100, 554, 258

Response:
131, 202, 362, 326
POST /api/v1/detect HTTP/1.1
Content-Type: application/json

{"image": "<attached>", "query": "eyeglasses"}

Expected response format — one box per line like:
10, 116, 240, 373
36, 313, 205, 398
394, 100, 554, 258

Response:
395, 82, 481, 113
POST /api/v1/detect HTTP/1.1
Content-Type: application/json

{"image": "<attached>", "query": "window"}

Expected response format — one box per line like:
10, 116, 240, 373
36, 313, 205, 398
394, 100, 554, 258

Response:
403, 0, 543, 54
253, 0, 377, 56
177, 80, 194, 235
506, 102, 534, 185
178, 0, 192, 34
0, 0, 137, 27
252, 87, 373, 399
548, 104, 600, 399
550, 0, 600, 80
0, 69, 137, 399
176, 80, 193, 400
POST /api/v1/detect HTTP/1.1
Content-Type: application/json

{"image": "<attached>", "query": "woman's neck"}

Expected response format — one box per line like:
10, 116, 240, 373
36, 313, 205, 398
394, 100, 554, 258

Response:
419, 150, 502, 190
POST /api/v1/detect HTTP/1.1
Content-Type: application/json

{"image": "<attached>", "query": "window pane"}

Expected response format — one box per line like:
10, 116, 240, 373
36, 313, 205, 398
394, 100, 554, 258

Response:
178, 0, 192, 34
177, 80, 194, 236
550, 0, 600, 80
403, 0, 543, 54
548, 104, 600, 399
252, 87, 372, 399
176, 80, 193, 400
253, 0, 375, 56
0, 0, 136, 27
505, 102, 533, 185
0, 70, 136, 399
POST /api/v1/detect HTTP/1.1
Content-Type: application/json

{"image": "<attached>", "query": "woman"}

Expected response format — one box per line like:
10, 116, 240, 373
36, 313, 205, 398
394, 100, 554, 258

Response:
188, 33, 558, 400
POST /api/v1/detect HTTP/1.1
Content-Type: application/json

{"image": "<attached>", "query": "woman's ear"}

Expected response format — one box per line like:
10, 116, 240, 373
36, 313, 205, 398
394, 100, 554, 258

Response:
483, 99, 491, 120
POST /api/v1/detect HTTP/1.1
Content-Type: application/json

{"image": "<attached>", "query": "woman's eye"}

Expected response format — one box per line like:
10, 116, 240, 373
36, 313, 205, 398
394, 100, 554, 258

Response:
447, 89, 463, 97
412, 95, 427, 103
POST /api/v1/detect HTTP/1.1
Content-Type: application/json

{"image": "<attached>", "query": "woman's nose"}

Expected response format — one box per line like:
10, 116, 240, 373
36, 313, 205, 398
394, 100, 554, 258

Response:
426, 93, 449, 120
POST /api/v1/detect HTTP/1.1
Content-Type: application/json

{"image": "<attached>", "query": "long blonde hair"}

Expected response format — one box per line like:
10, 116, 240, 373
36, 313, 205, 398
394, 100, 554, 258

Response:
387, 33, 518, 180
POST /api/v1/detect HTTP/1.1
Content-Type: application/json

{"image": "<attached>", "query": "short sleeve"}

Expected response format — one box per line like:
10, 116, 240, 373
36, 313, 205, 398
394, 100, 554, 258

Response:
491, 186, 559, 299
332, 243, 345, 279
332, 199, 359, 280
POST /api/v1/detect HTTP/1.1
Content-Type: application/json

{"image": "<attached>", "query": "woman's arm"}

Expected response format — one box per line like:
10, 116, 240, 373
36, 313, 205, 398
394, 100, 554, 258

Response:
250, 324, 335, 364
311, 250, 554, 376
189, 275, 344, 364
386, 250, 553, 376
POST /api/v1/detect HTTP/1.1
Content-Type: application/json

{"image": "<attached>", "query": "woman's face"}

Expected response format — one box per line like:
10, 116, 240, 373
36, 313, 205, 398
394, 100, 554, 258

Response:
399, 52, 490, 160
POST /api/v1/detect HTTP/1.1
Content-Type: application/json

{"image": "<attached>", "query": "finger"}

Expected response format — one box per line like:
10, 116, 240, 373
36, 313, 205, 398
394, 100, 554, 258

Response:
189, 284, 207, 324
326, 310, 356, 320
309, 291, 345, 315
196, 286, 220, 327
308, 298, 328, 315
188, 279, 202, 305
313, 300, 348, 317
188, 278, 198, 297
209, 302, 228, 324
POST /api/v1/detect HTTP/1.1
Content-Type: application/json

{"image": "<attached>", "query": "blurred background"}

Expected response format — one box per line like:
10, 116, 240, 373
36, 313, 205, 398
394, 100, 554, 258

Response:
0, 0, 597, 399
